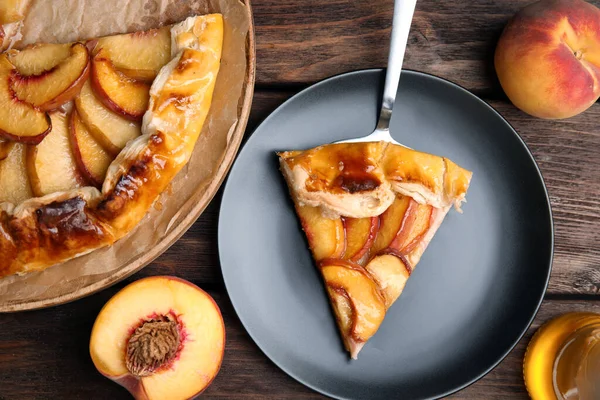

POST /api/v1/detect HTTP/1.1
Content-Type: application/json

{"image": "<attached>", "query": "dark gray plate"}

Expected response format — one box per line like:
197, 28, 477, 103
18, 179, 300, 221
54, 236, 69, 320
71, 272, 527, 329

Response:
218, 70, 553, 400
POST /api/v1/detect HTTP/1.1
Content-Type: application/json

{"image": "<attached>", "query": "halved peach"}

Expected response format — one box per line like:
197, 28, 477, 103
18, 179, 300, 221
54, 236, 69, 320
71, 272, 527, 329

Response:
365, 254, 410, 308
0, 138, 13, 161
93, 27, 171, 81
90, 49, 150, 120
370, 195, 411, 255
75, 80, 141, 156
296, 204, 345, 261
321, 263, 386, 353
389, 199, 433, 253
0, 55, 51, 144
343, 216, 378, 262
27, 111, 84, 197
90, 276, 225, 400
0, 142, 32, 204
69, 110, 113, 187
11, 43, 90, 111
8, 43, 72, 76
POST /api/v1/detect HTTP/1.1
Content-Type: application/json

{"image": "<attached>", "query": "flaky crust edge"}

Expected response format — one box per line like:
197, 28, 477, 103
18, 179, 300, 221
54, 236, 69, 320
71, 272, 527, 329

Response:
0, 14, 223, 277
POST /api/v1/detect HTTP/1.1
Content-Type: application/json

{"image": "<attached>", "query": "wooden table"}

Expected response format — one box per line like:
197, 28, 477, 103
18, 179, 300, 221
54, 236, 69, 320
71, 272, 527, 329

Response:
2, 0, 600, 398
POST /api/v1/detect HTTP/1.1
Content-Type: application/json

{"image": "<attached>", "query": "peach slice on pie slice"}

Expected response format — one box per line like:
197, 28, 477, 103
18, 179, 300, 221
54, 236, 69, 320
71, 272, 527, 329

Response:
0, 142, 32, 204
75, 80, 141, 156
11, 43, 90, 111
92, 27, 171, 81
0, 138, 13, 161
26, 111, 84, 197
320, 261, 386, 358
0, 55, 51, 144
7, 43, 72, 76
296, 204, 345, 261
343, 216, 379, 263
389, 199, 433, 254
370, 195, 411, 255
90, 49, 150, 120
90, 276, 225, 400
69, 110, 113, 188
365, 253, 411, 308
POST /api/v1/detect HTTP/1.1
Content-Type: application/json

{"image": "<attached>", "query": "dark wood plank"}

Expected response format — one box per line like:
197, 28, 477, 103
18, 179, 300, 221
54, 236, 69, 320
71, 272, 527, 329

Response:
254, 0, 600, 91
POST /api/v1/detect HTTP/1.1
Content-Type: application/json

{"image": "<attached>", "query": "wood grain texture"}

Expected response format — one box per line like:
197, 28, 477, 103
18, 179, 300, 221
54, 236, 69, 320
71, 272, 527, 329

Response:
3, 0, 600, 397
254, 0, 600, 93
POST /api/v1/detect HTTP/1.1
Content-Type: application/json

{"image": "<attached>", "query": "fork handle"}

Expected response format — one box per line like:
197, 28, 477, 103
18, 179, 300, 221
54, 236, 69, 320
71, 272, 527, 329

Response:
375, 0, 418, 132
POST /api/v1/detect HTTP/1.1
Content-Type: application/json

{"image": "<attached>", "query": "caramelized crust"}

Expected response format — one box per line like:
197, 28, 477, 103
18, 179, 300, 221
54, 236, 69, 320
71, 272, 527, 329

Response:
279, 142, 472, 217
279, 141, 472, 358
0, 14, 223, 277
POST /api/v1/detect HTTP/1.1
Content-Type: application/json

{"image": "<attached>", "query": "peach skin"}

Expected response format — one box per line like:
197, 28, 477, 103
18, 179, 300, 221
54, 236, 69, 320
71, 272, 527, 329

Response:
495, 0, 600, 119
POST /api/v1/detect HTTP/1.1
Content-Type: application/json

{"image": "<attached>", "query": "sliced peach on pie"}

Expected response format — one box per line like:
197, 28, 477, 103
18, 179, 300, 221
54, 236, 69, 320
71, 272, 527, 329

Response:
296, 204, 345, 261
90, 276, 225, 400
343, 216, 378, 263
279, 141, 473, 359
75, 80, 141, 156
0, 55, 51, 144
7, 43, 72, 76
0, 142, 32, 204
0, 138, 13, 161
26, 111, 84, 197
365, 254, 410, 308
92, 27, 171, 81
321, 261, 386, 358
90, 49, 150, 120
11, 43, 90, 111
389, 199, 433, 254
69, 110, 113, 187
370, 195, 411, 255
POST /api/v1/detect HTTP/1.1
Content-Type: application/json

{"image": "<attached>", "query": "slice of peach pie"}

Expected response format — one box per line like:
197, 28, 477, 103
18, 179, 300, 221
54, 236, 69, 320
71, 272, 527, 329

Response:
278, 142, 472, 359
0, 14, 223, 277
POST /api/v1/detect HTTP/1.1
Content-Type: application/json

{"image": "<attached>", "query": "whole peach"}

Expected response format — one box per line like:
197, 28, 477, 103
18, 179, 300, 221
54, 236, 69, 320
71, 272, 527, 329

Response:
495, 0, 600, 119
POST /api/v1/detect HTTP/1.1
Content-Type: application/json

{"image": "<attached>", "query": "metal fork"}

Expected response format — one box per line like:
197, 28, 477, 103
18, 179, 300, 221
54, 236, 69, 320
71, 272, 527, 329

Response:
337, 0, 418, 146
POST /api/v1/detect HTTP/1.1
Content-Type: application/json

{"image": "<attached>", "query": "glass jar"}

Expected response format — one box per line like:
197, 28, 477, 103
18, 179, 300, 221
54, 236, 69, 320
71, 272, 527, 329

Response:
524, 313, 600, 400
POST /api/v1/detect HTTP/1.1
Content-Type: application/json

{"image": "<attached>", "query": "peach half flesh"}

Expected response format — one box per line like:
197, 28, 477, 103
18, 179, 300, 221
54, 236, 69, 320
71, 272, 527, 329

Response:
90, 276, 225, 400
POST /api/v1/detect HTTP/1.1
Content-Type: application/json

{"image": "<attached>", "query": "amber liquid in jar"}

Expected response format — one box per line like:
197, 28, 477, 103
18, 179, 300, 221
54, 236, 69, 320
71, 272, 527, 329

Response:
524, 313, 600, 400
553, 322, 600, 399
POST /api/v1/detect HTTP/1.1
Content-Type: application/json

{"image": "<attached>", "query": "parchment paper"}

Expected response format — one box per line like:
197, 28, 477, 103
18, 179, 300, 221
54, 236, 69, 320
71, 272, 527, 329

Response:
0, 0, 250, 303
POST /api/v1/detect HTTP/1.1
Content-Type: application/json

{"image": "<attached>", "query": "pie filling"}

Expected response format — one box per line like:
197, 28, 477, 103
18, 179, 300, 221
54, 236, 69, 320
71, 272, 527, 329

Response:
0, 14, 223, 277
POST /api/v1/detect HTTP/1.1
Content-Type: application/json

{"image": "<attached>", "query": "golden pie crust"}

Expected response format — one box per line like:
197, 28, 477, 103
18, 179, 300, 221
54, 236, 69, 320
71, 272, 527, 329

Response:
279, 142, 472, 358
0, 14, 223, 277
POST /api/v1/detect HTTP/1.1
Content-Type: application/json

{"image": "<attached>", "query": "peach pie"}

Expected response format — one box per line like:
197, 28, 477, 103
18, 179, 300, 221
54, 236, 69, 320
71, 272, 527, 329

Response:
0, 14, 223, 277
279, 142, 472, 358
